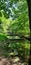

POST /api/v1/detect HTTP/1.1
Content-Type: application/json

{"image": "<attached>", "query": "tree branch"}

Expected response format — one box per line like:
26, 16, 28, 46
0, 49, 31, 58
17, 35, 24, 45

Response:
7, 32, 30, 41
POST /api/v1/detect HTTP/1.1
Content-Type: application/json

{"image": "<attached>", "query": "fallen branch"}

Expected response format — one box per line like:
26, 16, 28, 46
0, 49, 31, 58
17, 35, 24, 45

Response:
7, 32, 30, 41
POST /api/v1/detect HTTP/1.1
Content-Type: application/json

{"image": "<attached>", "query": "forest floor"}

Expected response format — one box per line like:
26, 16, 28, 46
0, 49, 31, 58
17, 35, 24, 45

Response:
0, 56, 28, 65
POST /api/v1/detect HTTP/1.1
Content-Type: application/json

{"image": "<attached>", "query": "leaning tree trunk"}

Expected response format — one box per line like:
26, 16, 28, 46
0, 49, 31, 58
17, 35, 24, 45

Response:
27, 0, 31, 64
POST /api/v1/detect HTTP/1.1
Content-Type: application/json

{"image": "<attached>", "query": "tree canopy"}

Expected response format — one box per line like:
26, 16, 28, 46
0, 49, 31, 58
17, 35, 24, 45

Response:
0, 0, 30, 35
0, 0, 30, 63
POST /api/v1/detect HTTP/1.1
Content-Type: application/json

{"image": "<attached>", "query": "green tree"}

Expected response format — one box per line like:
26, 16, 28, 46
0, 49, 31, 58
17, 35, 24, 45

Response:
0, 0, 30, 62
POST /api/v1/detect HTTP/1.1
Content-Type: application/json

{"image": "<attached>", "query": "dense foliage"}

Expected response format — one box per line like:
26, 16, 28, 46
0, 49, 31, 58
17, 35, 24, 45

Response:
0, 0, 30, 63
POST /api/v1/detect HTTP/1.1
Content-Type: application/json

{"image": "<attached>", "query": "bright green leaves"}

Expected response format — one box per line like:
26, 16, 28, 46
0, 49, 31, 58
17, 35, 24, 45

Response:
0, 33, 7, 41
0, 0, 30, 37
0, 0, 30, 61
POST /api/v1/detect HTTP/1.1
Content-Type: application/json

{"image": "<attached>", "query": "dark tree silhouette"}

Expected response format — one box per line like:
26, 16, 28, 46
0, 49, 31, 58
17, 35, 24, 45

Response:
27, 0, 31, 64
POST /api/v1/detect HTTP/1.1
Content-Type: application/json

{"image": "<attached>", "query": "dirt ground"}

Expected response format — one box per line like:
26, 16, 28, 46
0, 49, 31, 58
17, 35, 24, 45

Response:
0, 56, 28, 65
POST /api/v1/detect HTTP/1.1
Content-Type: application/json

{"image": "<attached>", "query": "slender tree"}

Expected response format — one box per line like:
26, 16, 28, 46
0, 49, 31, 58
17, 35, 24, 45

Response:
27, 0, 31, 64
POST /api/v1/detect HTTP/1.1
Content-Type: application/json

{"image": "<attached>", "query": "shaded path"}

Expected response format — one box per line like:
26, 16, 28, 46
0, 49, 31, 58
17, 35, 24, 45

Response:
0, 57, 28, 65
